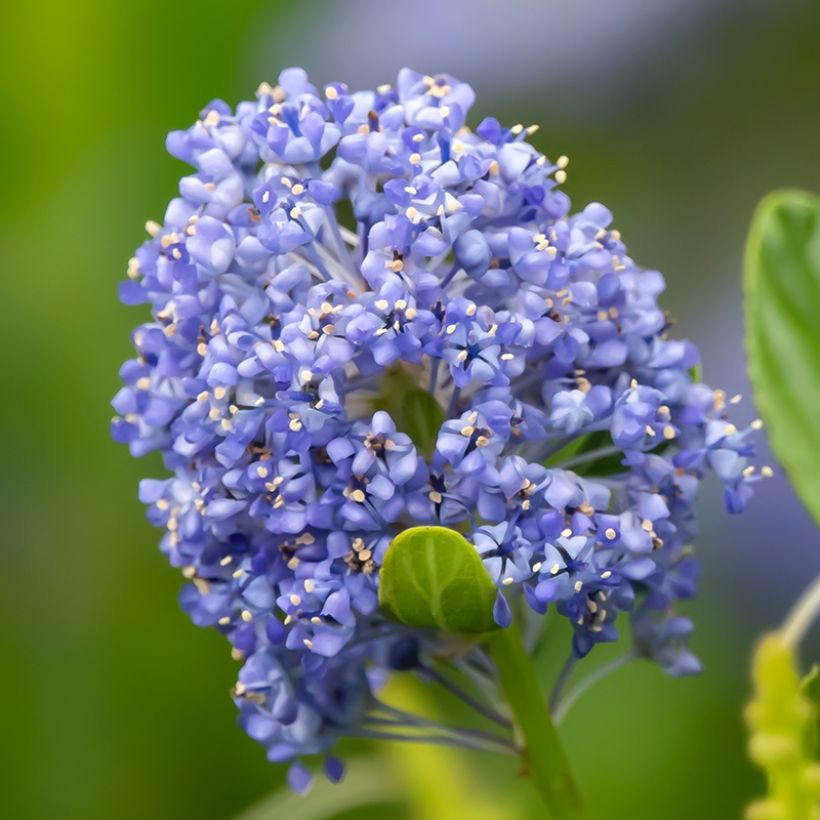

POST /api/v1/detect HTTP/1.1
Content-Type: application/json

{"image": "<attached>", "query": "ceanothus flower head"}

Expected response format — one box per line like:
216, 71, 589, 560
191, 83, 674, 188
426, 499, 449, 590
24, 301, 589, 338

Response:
113, 67, 763, 790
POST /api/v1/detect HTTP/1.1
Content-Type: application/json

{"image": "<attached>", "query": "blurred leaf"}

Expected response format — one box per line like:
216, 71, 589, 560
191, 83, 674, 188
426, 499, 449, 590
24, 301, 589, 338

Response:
378, 526, 497, 634
801, 664, 820, 756
233, 756, 397, 820
744, 190, 820, 524
372, 369, 445, 457
745, 633, 820, 817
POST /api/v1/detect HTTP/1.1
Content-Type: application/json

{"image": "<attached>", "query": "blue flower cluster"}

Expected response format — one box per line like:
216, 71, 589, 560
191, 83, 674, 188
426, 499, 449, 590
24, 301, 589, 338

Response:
113, 67, 762, 788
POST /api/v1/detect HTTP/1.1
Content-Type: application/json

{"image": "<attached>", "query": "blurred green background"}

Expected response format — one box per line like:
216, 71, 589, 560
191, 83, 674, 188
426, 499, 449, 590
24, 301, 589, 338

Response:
2, 1, 820, 817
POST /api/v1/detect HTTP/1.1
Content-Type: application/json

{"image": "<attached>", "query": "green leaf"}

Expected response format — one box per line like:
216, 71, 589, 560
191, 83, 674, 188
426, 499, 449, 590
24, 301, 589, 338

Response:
744, 190, 820, 524
378, 526, 498, 634
372, 369, 445, 457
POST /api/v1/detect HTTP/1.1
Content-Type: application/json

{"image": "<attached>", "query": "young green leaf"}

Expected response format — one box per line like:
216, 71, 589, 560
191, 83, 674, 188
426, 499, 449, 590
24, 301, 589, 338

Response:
378, 526, 498, 634
744, 190, 820, 524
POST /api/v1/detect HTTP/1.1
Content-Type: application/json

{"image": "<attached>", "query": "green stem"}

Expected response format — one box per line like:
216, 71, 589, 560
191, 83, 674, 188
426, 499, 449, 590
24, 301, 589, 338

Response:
486, 622, 583, 818
781, 572, 820, 647
553, 652, 634, 725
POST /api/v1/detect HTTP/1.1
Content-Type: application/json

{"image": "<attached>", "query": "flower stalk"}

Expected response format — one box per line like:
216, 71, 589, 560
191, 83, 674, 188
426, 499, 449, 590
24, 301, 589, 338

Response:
782, 572, 820, 648
486, 622, 582, 818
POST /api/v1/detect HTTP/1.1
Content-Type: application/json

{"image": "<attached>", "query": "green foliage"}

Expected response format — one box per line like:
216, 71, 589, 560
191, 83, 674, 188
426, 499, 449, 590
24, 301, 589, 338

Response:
744, 190, 820, 524
745, 634, 820, 819
378, 526, 498, 634
372, 368, 446, 457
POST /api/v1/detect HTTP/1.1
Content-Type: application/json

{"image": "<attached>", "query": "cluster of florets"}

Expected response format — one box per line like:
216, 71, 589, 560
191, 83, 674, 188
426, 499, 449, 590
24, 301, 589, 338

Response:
113, 67, 761, 789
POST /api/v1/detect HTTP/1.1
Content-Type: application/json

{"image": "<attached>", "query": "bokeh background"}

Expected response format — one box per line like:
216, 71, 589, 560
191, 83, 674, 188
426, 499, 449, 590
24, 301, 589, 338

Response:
3, 1, 820, 817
